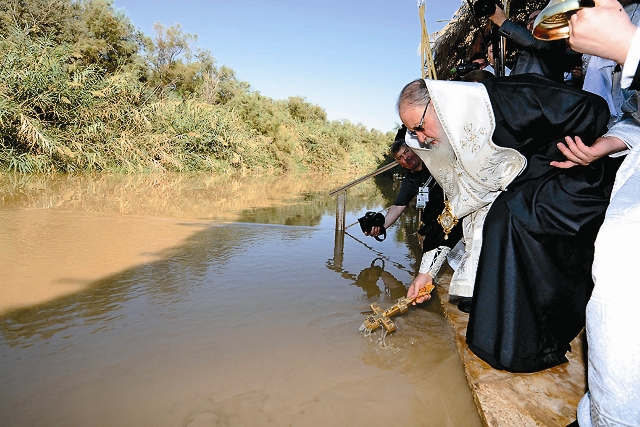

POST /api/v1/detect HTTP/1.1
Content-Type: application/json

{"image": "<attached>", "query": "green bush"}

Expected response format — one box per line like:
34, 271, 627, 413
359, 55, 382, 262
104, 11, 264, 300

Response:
0, 1, 393, 174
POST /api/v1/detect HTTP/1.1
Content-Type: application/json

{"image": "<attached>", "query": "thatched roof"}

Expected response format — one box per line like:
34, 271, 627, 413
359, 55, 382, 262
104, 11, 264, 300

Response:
431, 0, 549, 79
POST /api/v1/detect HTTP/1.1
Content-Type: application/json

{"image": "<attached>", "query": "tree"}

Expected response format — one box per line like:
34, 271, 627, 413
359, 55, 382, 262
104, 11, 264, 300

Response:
72, 0, 144, 73
287, 96, 327, 122
0, 0, 144, 74
145, 22, 195, 89
0, 0, 74, 39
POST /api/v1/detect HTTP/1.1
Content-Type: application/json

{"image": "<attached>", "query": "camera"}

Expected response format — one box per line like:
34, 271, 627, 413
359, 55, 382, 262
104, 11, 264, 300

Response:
455, 60, 480, 77
358, 211, 386, 242
473, 0, 500, 19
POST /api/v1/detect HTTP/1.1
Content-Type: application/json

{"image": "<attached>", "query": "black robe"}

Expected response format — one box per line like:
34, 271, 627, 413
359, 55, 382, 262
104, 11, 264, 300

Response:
393, 163, 463, 252
465, 74, 623, 372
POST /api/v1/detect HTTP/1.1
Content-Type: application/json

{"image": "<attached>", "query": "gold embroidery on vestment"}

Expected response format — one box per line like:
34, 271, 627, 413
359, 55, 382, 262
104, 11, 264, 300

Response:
437, 199, 459, 240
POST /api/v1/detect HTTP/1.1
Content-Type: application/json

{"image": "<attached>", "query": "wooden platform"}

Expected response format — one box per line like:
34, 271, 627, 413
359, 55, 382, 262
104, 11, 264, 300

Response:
436, 273, 586, 427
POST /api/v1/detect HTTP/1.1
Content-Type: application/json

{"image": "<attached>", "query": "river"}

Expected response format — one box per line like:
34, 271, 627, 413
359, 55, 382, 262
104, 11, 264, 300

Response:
0, 172, 481, 427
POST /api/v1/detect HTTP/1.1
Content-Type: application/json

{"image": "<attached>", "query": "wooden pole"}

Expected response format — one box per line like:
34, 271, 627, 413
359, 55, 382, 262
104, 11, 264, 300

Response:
335, 191, 346, 231
419, 1, 438, 80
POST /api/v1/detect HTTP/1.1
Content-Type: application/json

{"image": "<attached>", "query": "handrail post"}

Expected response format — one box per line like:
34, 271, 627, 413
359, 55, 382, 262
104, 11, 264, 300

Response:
336, 191, 346, 231
333, 228, 345, 271
329, 161, 398, 232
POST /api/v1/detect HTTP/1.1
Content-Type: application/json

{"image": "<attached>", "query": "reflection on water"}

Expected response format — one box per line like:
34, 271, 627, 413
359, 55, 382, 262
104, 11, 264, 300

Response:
350, 257, 405, 299
0, 172, 383, 222
0, 173, 481, 427
0, 172, 387, 313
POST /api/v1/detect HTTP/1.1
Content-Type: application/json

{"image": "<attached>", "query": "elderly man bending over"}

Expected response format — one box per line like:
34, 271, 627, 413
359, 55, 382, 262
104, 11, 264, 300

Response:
399, 74, 622, 373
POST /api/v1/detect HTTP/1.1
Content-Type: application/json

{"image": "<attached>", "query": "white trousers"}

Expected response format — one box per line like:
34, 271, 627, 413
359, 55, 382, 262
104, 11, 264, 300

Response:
578, 146, 640, 427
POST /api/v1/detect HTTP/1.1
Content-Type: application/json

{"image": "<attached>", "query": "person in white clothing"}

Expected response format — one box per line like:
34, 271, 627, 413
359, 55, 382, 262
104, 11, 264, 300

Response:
553, 0, 640, 424
580, 2, 640, 125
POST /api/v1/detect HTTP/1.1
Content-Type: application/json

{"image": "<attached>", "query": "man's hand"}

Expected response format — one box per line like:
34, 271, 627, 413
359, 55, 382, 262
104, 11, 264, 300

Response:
365, 226, 382, 237
407, 272, 433, 304
490, 4, 508, 27
551, 135, 627, 169
363, 206, 405, 238
569, 0, 636, 64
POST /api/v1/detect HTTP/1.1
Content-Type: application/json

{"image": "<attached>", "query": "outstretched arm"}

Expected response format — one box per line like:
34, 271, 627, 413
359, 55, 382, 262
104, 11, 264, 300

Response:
551, 135, 628, 169
492, 6, 561, 50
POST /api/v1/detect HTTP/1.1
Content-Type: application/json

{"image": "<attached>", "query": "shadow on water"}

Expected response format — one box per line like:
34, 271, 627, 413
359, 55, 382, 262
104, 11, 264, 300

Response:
0, 172, 481, 427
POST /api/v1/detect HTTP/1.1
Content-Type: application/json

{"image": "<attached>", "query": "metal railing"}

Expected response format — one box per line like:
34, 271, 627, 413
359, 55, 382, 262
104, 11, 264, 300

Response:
329, 160, 398, 231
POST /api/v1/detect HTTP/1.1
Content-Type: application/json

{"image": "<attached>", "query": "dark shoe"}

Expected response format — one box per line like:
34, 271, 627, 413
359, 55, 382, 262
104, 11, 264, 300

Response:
566, 420, 579, 427
457, 297, 473, 313
539, 342, 571, 370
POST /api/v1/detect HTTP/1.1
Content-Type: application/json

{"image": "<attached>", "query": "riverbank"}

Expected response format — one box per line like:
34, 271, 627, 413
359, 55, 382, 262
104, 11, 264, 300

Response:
435, 269, 586, 427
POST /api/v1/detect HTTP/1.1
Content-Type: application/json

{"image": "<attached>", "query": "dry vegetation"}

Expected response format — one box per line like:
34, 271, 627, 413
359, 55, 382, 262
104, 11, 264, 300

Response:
0, 0, 393, 174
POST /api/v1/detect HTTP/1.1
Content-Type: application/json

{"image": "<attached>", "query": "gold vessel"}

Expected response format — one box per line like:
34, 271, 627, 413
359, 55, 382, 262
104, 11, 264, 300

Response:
532, 0, 595, 40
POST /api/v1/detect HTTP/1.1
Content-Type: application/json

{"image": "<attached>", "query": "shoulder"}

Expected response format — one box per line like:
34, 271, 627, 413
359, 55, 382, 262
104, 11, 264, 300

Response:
482, 73, 592, 95
482, 74, 609, 113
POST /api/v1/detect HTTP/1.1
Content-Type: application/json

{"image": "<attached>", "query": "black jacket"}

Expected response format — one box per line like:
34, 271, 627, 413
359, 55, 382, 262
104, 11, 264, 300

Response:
498, 19, 567, 83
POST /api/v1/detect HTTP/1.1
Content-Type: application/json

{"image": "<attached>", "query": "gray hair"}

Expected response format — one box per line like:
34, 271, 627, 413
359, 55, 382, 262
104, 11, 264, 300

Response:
396, 79, 430, 114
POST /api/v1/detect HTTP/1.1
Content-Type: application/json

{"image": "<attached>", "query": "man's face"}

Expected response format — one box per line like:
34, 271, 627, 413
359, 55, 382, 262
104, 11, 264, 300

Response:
473, 58, 487, 69
394, 145, 420, 171
400, 103, 442, 146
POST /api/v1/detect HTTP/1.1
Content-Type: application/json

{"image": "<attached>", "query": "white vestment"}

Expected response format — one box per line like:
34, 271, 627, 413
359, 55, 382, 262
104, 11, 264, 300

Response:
405, 79, 526, 297
577, 118, 640, 427
577, 144, 640, 427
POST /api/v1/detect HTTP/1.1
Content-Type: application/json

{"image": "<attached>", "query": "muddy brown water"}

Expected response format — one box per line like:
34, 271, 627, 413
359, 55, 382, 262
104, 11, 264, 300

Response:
0, 173, 482, 427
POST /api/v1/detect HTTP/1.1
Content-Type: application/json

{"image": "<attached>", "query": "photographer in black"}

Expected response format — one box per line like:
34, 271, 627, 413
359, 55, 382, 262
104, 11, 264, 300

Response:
455, 58, 481, 78
476, 0, 567, 82
364, 126, 462, 252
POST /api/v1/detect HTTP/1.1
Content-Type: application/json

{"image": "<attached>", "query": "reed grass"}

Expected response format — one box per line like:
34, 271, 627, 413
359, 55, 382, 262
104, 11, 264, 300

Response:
0, 25, 393, 175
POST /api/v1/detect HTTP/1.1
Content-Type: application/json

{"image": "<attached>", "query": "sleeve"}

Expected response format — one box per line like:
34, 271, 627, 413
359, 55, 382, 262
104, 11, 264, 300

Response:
483, 74, 610, 156
605, 116, 640, 152
394, 169, 432, 206
622, 27, 640, 90
498, 19, 561, 51
393, 173, 419, 206
419, 246, 451, 278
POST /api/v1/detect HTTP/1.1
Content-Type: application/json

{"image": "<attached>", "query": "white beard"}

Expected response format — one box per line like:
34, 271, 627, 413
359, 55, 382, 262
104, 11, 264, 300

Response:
418, 130, 457, 200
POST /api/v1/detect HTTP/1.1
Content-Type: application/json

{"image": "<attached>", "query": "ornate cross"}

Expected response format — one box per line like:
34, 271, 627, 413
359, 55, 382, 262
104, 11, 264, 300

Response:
360, 284, 435, 333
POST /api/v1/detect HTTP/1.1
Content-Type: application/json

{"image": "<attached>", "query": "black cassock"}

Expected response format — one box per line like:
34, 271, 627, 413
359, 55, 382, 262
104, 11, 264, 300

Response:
466, 74, 623, 372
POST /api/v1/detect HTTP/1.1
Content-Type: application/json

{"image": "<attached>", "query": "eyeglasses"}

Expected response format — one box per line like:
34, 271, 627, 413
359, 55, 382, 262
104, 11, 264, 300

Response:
407, 100, 431, 137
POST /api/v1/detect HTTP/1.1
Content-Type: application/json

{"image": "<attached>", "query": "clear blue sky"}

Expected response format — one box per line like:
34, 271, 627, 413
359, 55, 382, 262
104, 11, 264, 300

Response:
112, 0, 464, 133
